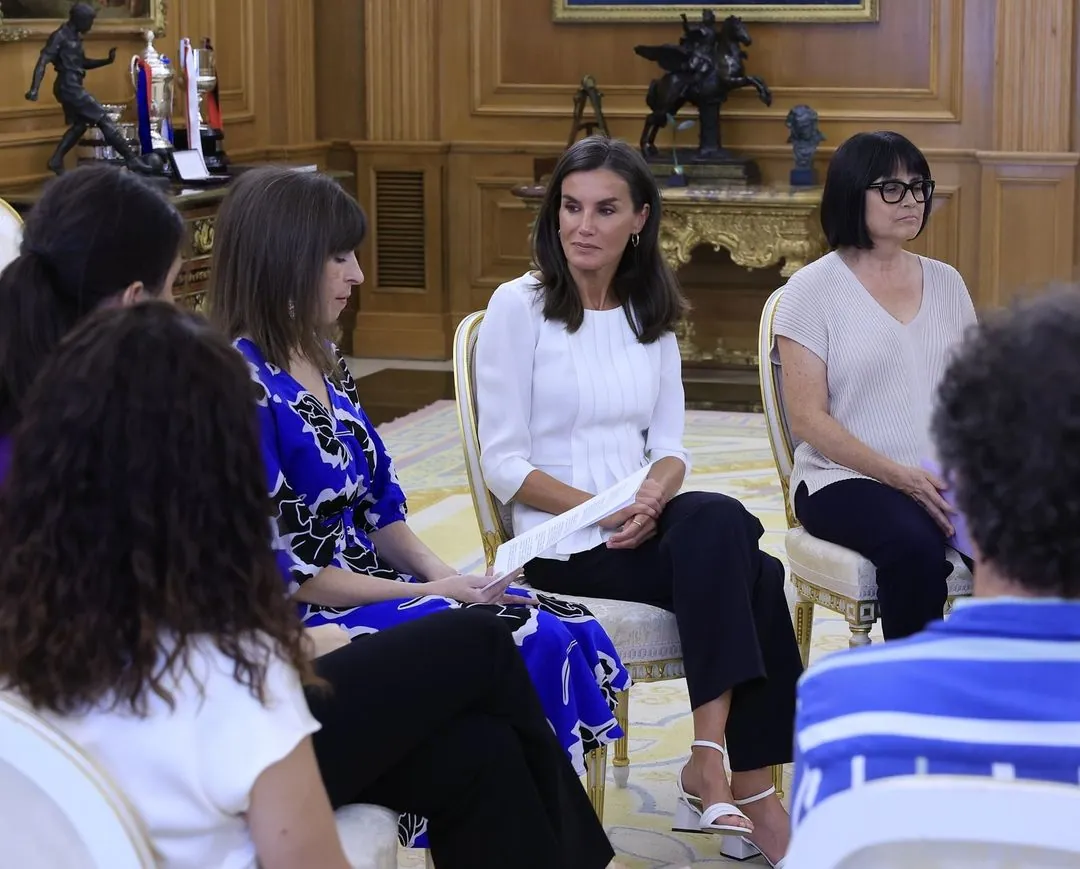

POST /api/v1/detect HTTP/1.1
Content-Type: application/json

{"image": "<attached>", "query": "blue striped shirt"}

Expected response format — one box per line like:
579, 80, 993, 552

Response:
791, 598, 1080, 830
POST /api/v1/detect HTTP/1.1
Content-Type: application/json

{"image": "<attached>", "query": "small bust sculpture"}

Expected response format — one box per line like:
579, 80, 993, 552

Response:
24, 1, 159, 175
785, 104, 825, 187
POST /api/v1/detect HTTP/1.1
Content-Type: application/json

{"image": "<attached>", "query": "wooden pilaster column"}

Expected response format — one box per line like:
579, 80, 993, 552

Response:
993, 0, 1073, 152
976, 0, 1077, 305
363, 0, 440, 141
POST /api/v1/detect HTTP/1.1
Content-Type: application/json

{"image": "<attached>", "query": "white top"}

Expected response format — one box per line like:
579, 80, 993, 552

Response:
475, 272, 690, 558
41, 635, 320, 869
771, 251, 977, 502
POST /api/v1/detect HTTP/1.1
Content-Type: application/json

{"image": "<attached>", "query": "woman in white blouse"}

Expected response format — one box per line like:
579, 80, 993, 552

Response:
773, 131, 977, 642
475, 136, 802, 868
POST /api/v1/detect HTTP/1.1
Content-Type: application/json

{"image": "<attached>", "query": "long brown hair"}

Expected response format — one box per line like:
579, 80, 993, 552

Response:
208, 166, 367, 378
532, 136, 687, 344
0, 302, 317, 715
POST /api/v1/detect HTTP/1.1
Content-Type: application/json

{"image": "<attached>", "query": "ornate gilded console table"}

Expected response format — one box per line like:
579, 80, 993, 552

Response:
512, 182, 825, 276
649, 185, 826, 277
511, 182, 827, 362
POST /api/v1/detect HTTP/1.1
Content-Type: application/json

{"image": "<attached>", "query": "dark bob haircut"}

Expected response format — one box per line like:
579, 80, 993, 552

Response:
820, 131, 932, 250
532, 136, 687, 344
209, 166, 367, 382
932, 288, 1080, 598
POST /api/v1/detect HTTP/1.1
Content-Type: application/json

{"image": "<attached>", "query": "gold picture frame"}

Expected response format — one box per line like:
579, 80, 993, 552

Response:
552, 1, 878, 23
0, 0, 167, 43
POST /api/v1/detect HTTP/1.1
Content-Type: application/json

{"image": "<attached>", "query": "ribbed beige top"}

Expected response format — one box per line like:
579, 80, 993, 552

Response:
771, 250, 977, 503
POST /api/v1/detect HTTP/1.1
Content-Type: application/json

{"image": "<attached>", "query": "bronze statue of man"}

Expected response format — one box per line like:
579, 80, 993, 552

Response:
24, 2, 155, 175
680, 9, 717, 55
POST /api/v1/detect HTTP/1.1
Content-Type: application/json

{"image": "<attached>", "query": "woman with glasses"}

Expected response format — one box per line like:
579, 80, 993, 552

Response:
772, 131, 976, 641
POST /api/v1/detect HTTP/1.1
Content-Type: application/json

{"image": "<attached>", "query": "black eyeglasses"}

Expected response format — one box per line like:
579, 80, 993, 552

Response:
867, 179, 935, 204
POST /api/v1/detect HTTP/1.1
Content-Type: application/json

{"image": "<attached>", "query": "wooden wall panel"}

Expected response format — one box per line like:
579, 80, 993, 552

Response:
5, 0, 1076, 360
441, 0, 987, 147
428, 0, 1017, 339
994, 0, 1073, 152
314, 0, 365, 141
406, 0, 1072, 358
364, 0, 439, 141
977, 153, 1080, 303
351, 142, 449, 359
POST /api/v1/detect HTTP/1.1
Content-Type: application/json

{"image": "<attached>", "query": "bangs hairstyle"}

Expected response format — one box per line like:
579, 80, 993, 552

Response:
820, 130, 933, 250
208, 167, 367, 379
0, 302, 318, 715
532, 136, 687, 344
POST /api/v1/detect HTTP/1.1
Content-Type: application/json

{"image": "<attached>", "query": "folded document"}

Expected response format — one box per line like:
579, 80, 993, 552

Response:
487, 464, 653, 584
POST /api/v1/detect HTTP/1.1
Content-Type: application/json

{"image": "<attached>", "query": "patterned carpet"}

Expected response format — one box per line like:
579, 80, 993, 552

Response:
378, 401, 880, 868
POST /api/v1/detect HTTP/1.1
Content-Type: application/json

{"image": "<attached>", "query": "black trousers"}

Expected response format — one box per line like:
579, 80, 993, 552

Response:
306, 608, 614, 869
794, 478, 951, 640
525, 491, 802, 772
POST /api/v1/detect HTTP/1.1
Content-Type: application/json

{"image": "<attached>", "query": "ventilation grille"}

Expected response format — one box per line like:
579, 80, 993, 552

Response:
374, 170, 426, 290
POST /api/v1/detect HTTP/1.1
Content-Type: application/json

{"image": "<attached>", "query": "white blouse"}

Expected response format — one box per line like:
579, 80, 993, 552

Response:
475, 272, 690, 559
42, 635, 319, 869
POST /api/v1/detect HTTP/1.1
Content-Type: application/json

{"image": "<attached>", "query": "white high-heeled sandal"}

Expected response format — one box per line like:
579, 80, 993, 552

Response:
671, 740, 754, 836
718, 786, 786, 868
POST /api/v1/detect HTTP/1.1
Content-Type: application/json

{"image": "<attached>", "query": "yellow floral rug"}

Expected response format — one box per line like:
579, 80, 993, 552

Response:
379, 401, 880, 868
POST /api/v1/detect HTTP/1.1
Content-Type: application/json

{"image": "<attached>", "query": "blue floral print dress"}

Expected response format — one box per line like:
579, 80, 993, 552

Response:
236, 339, 631, 847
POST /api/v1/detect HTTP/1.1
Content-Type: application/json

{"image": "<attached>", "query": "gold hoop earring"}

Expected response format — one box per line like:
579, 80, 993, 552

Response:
631, 233, 640, 247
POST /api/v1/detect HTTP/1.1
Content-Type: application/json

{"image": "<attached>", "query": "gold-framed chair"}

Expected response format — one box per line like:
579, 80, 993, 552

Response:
0, 691, 158, 869
0, 690, 411, 869
0, 196, 23, 274
757, 287, 973, 666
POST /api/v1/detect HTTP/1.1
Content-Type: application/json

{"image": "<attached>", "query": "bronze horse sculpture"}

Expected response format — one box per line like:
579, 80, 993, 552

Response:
635, 13, 771, 159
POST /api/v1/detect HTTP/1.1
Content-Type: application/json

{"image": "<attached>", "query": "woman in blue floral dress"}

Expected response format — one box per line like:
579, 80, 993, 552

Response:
208, 167, 631, 848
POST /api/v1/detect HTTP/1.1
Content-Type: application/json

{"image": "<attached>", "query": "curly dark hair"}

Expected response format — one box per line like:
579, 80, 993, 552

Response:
0, 302, 317, 715
932, 288, 1080, 597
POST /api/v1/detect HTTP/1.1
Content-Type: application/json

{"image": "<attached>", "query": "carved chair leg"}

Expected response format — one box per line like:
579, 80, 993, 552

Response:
848, 622, 873, 649
613, 689, 630, 788
794, 593, 815, 668
585, 744, 608, 822
771, 763, 786, 802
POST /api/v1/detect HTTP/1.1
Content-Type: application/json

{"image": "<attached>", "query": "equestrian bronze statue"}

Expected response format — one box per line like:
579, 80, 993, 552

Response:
635, 11, 771, 168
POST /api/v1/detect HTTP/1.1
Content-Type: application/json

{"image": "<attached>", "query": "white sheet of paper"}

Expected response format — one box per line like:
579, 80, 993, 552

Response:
492, 463, 653, 577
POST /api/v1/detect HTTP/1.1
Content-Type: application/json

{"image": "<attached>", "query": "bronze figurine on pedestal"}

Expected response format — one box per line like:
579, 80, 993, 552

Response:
786, 104, 826, 187
24, 2, 160, 176
634, 10, 772, 184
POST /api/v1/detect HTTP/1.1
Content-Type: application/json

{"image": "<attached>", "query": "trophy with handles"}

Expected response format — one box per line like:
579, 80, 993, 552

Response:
130, 31, 176, 157
179, 37, 229, 173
